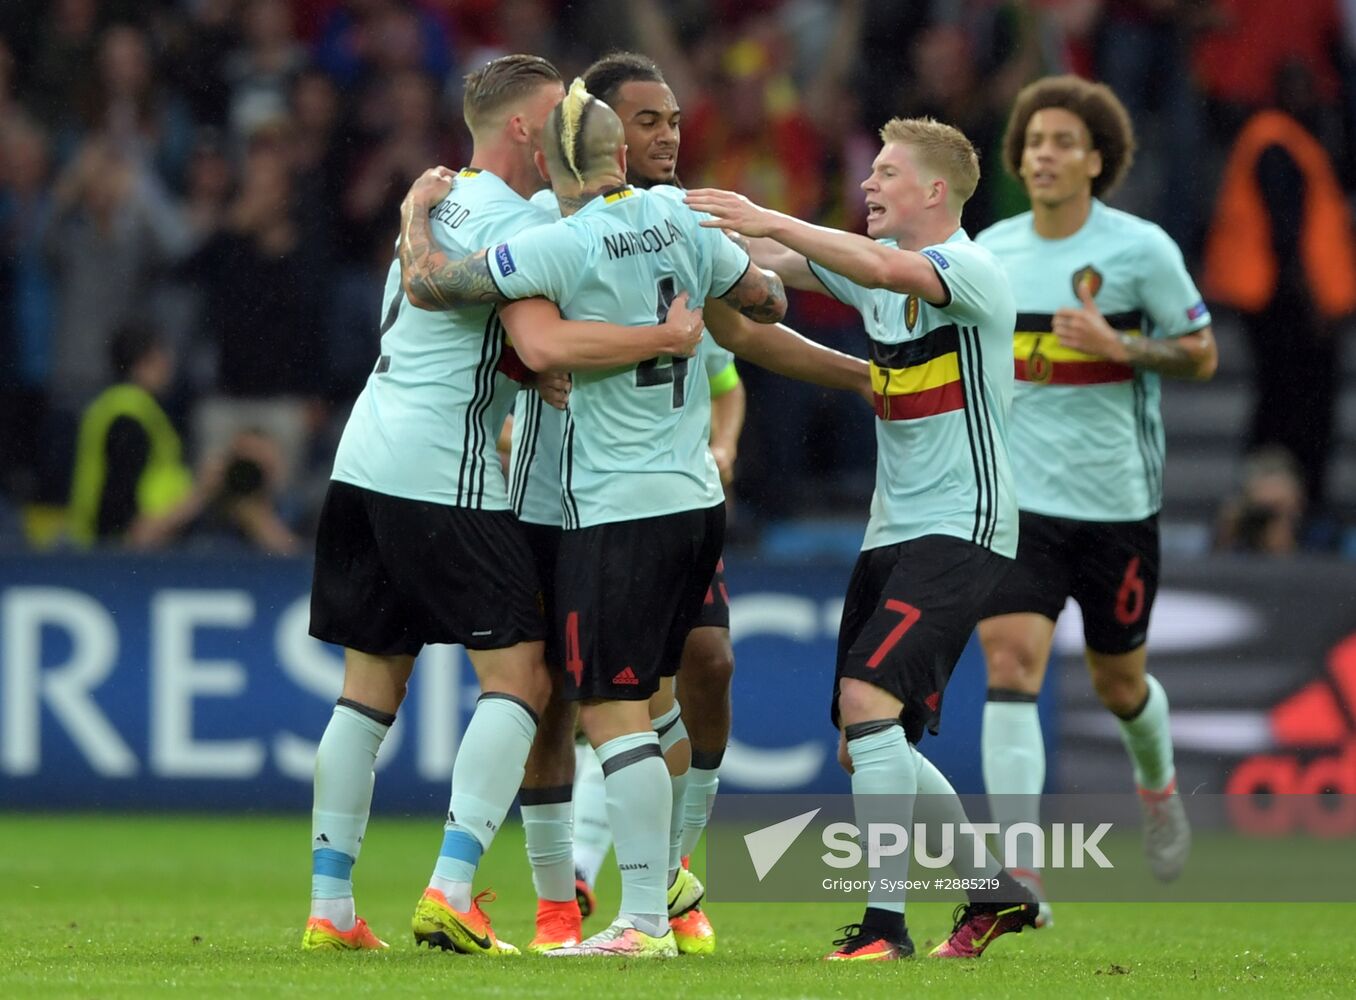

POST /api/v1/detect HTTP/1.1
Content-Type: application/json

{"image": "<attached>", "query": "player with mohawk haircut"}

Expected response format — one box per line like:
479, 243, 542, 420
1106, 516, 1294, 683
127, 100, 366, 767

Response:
398, 78, 869, 956
504, 60, 872, 957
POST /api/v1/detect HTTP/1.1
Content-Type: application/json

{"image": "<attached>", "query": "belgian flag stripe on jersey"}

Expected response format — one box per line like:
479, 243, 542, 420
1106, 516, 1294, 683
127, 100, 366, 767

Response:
1012, 309, 1144, 386
869, 323, 965, 421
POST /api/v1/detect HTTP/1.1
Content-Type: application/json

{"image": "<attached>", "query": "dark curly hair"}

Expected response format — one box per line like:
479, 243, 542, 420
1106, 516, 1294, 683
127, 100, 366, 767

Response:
1002, 75, 1137, 198
582, 52, 668, 109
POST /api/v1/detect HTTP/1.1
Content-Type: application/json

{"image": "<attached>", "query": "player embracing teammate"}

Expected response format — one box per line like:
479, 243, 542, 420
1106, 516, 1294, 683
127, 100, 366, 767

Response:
396, 76, 869, 957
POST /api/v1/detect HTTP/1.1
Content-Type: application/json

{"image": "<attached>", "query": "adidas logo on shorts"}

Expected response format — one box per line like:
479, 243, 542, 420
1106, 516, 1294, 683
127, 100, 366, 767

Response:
612, 667, 639, 685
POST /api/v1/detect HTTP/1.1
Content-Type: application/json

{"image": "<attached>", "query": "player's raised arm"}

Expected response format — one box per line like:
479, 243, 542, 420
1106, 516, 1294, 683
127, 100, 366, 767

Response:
686, 187, 947, 304
704, 299, 871, 402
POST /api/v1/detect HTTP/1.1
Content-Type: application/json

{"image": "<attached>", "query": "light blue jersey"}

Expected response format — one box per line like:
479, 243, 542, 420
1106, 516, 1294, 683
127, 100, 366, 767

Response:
807, 230, 1018, 557
331, 169, 552, 507
976, 200, 1210, 521
492, 184, 750, 528
508, 193, 744, 527
506, 190, 568, 526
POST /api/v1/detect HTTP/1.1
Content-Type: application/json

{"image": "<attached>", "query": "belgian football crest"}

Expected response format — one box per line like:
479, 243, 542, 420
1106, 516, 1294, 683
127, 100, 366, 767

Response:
1026, 335, 1053, 385
904, 294, 919, 331
1071, 264, 1103, 300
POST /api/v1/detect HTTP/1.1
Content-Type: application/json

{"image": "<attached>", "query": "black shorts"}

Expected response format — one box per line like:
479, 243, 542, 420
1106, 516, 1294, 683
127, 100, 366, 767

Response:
834, 534, 1013, 744
557, 504, 725, 701
690, 556, 731, 632
310, 481, 546, 656
979, 511, 1159, 654
520, 521, 562, 667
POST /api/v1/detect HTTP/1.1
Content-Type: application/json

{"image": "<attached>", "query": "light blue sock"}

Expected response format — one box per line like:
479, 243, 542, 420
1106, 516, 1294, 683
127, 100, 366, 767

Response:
982, 694, 1045, 872
431, 693, 538, 911
572, 740, 612, 888
599, 731, 670, 937
845, 720, 917, 916
915, 750, 1001, 879
311, 702, 391, 929
653, 703, 690, 881
522, 788, 575, 902
679, 764, 720, 860
1118, 674, 1175, 791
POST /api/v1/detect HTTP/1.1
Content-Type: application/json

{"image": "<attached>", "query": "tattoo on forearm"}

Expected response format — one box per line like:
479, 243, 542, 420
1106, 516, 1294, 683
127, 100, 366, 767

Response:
1121, 334, 1203, 377
724, 270, 786, 324
399, 201, 506, 307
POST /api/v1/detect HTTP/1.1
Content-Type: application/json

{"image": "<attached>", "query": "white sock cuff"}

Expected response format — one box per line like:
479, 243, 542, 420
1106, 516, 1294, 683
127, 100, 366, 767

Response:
333, 703, 391, 742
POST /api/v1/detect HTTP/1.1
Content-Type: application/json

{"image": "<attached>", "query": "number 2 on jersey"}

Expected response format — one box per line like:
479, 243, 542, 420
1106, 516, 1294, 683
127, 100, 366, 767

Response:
635, 276, 688, 408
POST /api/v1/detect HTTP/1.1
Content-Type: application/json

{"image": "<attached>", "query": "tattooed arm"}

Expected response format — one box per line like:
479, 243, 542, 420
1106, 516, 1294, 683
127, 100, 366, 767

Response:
1053, 283, 1218, 380
1114, 327, 1218, 380
398, 170, 508, 309
718, 262, 787, 324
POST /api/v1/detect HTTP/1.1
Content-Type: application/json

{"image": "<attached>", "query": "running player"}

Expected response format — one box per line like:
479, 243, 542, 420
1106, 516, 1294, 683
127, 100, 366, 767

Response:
302, 56, 702, 956
974, 76, 1216, 919
686, 116, 1040, 961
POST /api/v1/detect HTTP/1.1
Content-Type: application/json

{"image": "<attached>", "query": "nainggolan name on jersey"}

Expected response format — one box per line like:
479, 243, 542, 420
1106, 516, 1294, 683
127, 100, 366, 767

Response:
603, 219, 684, 260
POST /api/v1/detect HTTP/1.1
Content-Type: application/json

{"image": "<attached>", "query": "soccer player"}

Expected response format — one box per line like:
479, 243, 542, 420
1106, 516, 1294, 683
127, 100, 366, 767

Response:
973, 76, 1216, 918
399, 79, 875, 957
302, 55, 703, 955
686, 116, 1040, 961
509, 53, 864, 956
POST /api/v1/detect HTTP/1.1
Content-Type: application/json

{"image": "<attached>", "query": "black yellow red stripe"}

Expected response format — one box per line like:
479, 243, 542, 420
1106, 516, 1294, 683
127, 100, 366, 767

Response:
1013, 310, 1143, 385
870, 325, 965, 421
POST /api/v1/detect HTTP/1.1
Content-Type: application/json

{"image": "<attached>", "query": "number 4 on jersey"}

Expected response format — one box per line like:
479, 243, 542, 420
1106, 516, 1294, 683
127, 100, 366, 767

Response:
635, 276, 688, 408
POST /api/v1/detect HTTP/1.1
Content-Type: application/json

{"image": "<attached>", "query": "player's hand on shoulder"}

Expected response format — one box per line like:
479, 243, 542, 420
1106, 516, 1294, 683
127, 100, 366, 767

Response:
663, 291, 705, 357
536, 372, 572, 411
1052, 283, 1124, 361
684, 188, 775, 238
402, 165, 457, 214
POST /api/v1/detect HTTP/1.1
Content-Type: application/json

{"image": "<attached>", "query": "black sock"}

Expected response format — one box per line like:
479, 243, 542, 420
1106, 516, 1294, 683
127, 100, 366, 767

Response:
968, 869, 1033, 907
860, 905, 906, 942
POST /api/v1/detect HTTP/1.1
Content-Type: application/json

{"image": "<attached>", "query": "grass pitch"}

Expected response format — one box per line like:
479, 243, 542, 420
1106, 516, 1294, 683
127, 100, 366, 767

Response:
5, 814, 1351, 998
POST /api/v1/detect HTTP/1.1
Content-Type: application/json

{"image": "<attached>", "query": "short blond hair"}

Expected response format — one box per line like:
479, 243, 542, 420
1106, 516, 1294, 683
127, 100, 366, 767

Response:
879, 117, 979, 207
463, 54, 561, 135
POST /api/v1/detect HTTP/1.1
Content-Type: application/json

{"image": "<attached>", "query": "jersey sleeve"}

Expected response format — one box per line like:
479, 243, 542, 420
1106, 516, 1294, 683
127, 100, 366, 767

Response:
487, 221, 580, 303
805, 258, 872, 313
918, 241, 1005, 324
706, 227, 753, 299
1135, 224, 1212, 337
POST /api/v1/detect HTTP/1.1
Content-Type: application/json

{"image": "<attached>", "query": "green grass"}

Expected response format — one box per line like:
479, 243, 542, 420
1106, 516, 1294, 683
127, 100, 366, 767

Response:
4, 814, 1351, 998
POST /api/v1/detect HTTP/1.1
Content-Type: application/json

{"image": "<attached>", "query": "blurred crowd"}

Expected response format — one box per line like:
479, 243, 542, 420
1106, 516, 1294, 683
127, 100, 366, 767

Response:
0, 0, 1354, 554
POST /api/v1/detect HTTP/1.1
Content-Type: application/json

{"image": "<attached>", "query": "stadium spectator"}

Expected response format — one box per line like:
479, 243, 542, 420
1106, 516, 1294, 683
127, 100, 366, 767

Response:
1215, 446, 1308, 554
1194, 0, 1347, 148
0, 115, 54, 504
223, 0, 309, 153
66, 322, 194, 549
45, 134, 193, 467
1203, 60, 1356, 517
25, 0, 102, 138
78, 24, 195, 190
